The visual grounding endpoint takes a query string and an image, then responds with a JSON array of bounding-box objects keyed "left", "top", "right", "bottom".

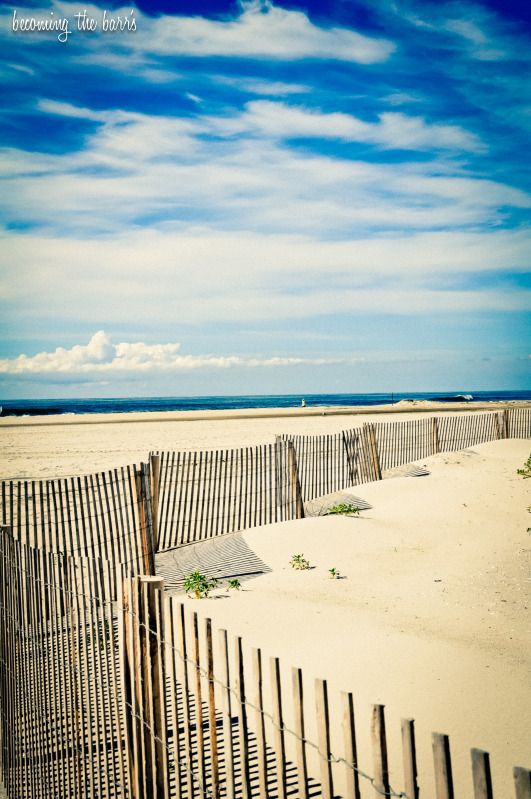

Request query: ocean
[{"left": 0, "top": 391, "right": 529, "bottom": 417}]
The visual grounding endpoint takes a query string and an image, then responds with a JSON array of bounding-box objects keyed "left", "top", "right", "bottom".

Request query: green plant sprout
[
  {"left": 290, "top": 554, "right": 310, "bottom": 570},
  {"left": 227, "top": 578, "right": 242, "bottom": 591},
  {"left": 183, "top": 571, "right": 219, "bottom": 599},
  {"left": 328, "top": 567, "right": 340, "bottom": 579},
  {"left": 327, "top": 503, "right": 360, "bottom": 516},
  {"left": 516, "top": 455, "right": 531, "bottom": 478}
]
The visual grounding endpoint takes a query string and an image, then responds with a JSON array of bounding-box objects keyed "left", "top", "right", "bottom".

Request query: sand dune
[{"left": 173, "top": 439, "right": 531, "bottom": 798}]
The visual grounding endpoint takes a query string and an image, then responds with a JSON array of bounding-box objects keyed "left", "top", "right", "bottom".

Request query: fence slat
[
  {"left": 371, "top": 704, "right": 390, "bottom": 799},
  {"left": 218, "top": 629, "right": 235, "bottom": 799},
  {"left": 433, "top": 732, "right": 454, "bottom": 799},
  {"left": 315, "top": 678, "right": 334, "bottom": 799},
  {"left": 252, "top": 648, "right": 268, "bottom": 798},
  {"left": 401, "top": 719, "right": 419, "bottom": 799},
  {"left": 342, "top": 691, "right": 361, "bottom": 799},
  {"left": 292, "top": 667, "right": 309, "bottom": 799},
  {"left": 471, "top": 749, "right": 493, "bottom": 799}
]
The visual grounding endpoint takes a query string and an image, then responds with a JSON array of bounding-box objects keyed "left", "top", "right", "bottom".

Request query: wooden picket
[{"left": 152, "top": 441, "right": 297, "bottom": 551}]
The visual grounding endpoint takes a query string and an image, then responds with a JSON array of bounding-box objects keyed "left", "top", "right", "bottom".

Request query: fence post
[
  {"left": 135, "top": 464, "right": 155, "bottom": 576},
  {"left": 287, "top": 440, "right": 305, "bottom": 519},
  {"left": 342, "top": 431, "right": 357, "bottom": 485},
  {"left": 365, "top": 425, "right": 382, "bottom": 481},
  {"left": 122, "top": 576, "right": 168, "bottom": 799},
  {"left": 432, "top": 418, "right": 440, "bottom": 454},
  {"left": 275, "top": 436, "right": 285, "bottom": 513},
  {"left": 503, "top": 409, "right": 510, "bottom": 439},
  {"left": 149, "top": 454, "right": 161, "bottom": 552}
]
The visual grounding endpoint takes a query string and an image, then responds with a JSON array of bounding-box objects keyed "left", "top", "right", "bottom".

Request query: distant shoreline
[{"left": 1, "top": 398, "right": 530, "bottom": 428}]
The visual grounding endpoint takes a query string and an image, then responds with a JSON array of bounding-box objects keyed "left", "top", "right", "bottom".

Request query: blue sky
[{"left": 0, "top": 0, "right": 529, "bottom": 397}]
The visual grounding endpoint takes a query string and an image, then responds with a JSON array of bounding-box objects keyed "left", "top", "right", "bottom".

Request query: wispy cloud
[
  {"left": 120, "top": 0, "right": 395, "bottom": 63},
  {"left": 0, "top": 332, "right": 344, "bottom": 376},
  {"left": 215, "top": 100, "right": 485, "bottom": 151}
]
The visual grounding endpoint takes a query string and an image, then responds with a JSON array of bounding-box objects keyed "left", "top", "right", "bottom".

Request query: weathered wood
[
  {"left": 134, "top": 466, "right": 155, "bottom": 576},
  {"left": 342, "top": 691, "right": 361, "bottom": 799},
  {"left": 122, "top": 577, "right": 141, "bottom": 798},
  {"left": 235, "top": 637, "right": 251, "bottom": 799},
  {"left": 271, "top": 657, "right": 287, "bottom": 799},
  {"left": 252, "top": 648, "right": 268, "bottom": 798},
  {"left": 401, "top": 719, "right": 419, "bottom": 799},
  {"left": 287, "top": 440, "right": 305, "bottom": 519},
  {"left": 218, "top": 629, "right": 235, "bottom": 799},
  {"left": 514, "top": 767, "right": 531, "bottom": 799},
  {"left": 432, "top": 417, "right": 440, "bottom": 454},
  {"left": 371, "top": 704, "right": 390, "bottom": 798},
  {"left": 175, "top": 601, "right": 194, "bottom": 799},
  {"left": 315, "top": 678, "right": 334, "bottom": 799},
  {"left": 471, "top": 749, "right": 493, "bottom": 799},
  {"left": 292, "top": 667, "right": 309, "bottom": 799},
  {"left": 367, "top": 424, "right": 382, "bottom": 480},
  {"left": 205, "top": 617, "right": 220, "bottom": 799},
  {"left": 163, "top": 595, "right": 181, "bottom": 798},
  {"left": 191, "top": 611, "right": 207, "bottom": 799},
  {"left": 145, "top": 578, "right": 170, "bottom": 799},
  {"left": 149, "top": 454, "right": 161, "bottom": 552},
  {"left": 503, "top": 409, "right": 510, "bottom": 438},
  {"left": 433, "top": 732, "right": 454, "bottom": 799}
]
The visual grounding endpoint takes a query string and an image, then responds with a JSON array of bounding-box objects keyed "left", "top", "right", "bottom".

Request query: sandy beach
[
  {"left": 1, "top": 400, "right": 528, "bottom": 479},
  {"left": 0, "top": 404, "right": 529, "bottom": 797},
  {"left": 172, "top": 437, "right": 531, "bottom": 798}
]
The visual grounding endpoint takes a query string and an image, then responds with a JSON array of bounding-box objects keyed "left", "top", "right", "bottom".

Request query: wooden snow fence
[
  {"left": 1, "top": 526, "right": 530, "bottom": 799},
  {"left": 282, "top": 408, "right": 531, "bottom": 503},
  {"left": 0, "top": 526, "right": 127, "bottom": 799},
  {"left": 1, "top": 409, "right": 529, "bottom": 572},
  {"left": 151, "top": 440, "right": 303, "bottom": 551},
  {"left": 0, "top": 463, "right": 155, "bottom": 577}
]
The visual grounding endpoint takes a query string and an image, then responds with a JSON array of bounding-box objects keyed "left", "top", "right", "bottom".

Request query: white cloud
[
  {"left": 3, "top": 100, "right": 524, "bottom": 243},
  {"left": 211, "top": 101, "right": 484, "bottom": 151},
  {"left": 9, "top": 0, "right": 393, "bottom": 67},
  {"left": 214, "top": 76, "right": 311, "bottom": 96},
  {"left": 1, "top": 228, "right": 529, "bottom": 331},
  {"left": 126, "top": 0, "right": 395, "bottom": 63},
  {"left": 0, "top": 332, "right": 343, "bottom": 375}
]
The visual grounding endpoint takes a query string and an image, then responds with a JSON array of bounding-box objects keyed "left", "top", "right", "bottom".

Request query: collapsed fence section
[{"left": 2, "top": 526, "right": 530, "bottom": 799}]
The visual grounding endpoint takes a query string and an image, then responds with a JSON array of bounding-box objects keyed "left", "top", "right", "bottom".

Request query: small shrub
[
  {"left": 183, "top": 571, "right": 219, "bottom": 599},
  {"left": 327, "top": 503, "right": 360, "bottom": 516},
  {"left": 290, "top": 554, "right": 310, "bottom": 570},
  {"left": 227, "top": 578, "right": 242, "bottom": 591},
  {"left": 516, "top": 455, "right": 531, "bottom": 479},
  {"left": 328, "top": 567, "right": 340, "bottom": 579}
]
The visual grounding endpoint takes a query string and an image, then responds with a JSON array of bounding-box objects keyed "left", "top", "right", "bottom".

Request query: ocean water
[{"left": 0, "top": 391, "right": 529, "bottom": 417}]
